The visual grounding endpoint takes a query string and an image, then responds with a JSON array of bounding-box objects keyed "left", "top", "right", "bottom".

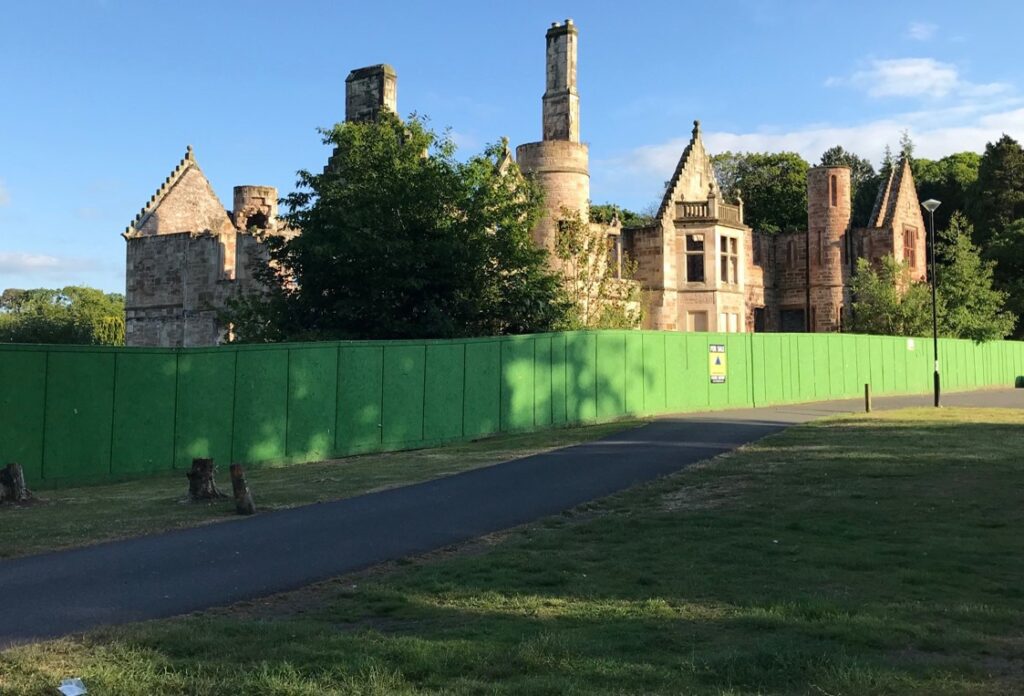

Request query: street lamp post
[{"left": 922, "top": 199, "right": 941, "bottom": 407}]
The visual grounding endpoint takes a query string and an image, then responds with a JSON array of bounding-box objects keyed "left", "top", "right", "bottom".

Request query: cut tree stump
[
  {"left": 0, "top": 463, "right": 32, "bottom": 503},
  {"left": 186, "top": 458, "right": 227, "bottom": 501},
  {"left": 230, "top": 463, "right": 256, "bottom": 515}
]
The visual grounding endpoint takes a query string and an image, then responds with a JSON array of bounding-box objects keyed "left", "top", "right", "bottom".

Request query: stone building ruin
[{"left": 122, "top": 20, "right": 926, "bottom": 346}]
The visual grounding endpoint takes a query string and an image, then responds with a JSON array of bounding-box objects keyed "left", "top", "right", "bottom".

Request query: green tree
[
  {"left": 819, "top": 146, "right": 877, "bottom": 227},
  {"left": 0, "top": 286, "right": 125, "bottom": 345},
  {"left": 967, "top": 134, "right": 1024, "bottom": 246},
  {"left": 555, "top": 208, "right": 642, "bottom": 329},
  {"left": 228, "top": 113, "right": 571, "bottom": 341},
  {"left": 914, "top": 152, "right": 981, "bottom": 232},
  {"left": 712, "top": 151, "right": 809, "bottom": 234},
  {"left": 849, "top": 256, "right": 935, "bottom": 337},
  {"left": 935, "top": 212, "right": 1015, "bottom": 341},
  {"left": 986, "top": 218, "right": 1024, "bottom": 339}
]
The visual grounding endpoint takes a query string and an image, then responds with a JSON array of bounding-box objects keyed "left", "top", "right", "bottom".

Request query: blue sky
[{"left": 2, "top": 0, "right": 1022, "bottom": 293}]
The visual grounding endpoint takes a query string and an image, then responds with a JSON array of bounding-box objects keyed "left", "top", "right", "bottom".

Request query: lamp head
[{"left": 921, "top": 199, "right": 941, "bottom": 213}]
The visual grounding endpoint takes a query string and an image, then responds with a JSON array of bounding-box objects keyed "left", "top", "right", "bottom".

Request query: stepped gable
[
  {"left": 654, "top": 120, "right": 721, "bottom": 222},
  {"left": 123, "top": 146, "right": 234, "bottom": 239}
]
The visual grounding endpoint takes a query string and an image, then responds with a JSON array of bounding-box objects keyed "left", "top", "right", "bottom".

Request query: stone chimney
[
  {"left": 345, "top": 64, "right": 397, "bottom": 122},
  {"left": 543, "top": 19, "right": 579, "bottom": 142}
]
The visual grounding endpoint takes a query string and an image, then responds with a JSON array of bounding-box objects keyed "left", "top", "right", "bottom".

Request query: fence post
[{"left": 864, "top": 383, "right": 872, "bottom": 413}]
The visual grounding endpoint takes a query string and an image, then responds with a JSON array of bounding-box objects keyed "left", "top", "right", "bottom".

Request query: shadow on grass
[{"left": 3, "top": 412, "right": 1023, "bottom": 695}]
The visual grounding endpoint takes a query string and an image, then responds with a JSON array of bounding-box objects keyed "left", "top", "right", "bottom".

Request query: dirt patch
[{"left": 660, "top": 474, "right": 755, "bottom": 512}]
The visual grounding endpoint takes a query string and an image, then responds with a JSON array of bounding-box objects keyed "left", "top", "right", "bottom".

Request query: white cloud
[
  {"left": 0, "top": 252, "right": 101, "bottom": 277},
  {"left": 0, "top": 179, "right": 10, "bottom": 207},
  {"left": 827, "top": 58, "right": 1009, "bottom": 100},
  {"left": 907, "top": 21, "right": 937, "bottom": 41}
]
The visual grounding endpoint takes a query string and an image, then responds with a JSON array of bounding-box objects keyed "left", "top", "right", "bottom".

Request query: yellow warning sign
[{"left": 709, "top": 343, "right": 727, "bottom": 384}]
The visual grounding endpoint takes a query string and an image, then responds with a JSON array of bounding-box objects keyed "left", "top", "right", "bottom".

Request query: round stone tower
[
  {"left": 232, "top": 185, "right": 278, "bottom": 231},
  {"left": 516, "top": 19, "right": 590, "bottom": 256},
  {"left": 806, "top": 166, "right": 852, "bottom": 331}
]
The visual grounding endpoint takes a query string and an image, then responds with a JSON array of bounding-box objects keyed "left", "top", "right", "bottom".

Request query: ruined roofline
[
  {"left": 546, "top": 18, "right": 577, "bottom": 37},
  {"left": 346, "top": 64, "right": 397, "bottom": 81},
  {"left": 123, "top": 145, "right": 196, "bottom": 239},
  {"left": 868, "top": 154, "right": 910, "bottom": 229}
]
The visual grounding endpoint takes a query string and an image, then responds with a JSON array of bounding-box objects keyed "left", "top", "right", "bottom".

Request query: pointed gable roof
[
  {"left": 868, "top": 155, "right": 918, "bottom": 229},
  {"left": 655, "top": 120, "right": 721, "bottom": 223},
  {"left": 123, "top": 146, "right": 234, "bottom": 239}
]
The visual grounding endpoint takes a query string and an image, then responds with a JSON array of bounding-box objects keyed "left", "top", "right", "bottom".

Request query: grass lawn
[
  {"left": 3, "top": 407, "right": 1023, "bottom": 695},
  {"left": 0, "top": 420, "right": 639, "bottom": 559}
]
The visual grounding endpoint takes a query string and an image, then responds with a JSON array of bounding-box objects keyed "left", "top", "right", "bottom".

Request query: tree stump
[
  {"left": 186, "top": 458, "right": 227, "bottom": 501},
  {"left": 230, "top": 463, "right": 256, "bottom": 515},
  {"left": 0, "top": 463, "right": 32, "bottom": 503}
]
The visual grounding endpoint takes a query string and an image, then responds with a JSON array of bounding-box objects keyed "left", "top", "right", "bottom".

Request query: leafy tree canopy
[
  {"left": 914, "top": 152, "right": 981, "bottom": 232},
  {"left": 849, "top": 256, "right": 935, "bottom": 337},
  {"left": 228, "top": 112, "right": 572, "bottom": 341},
  {"left": 713, "top": 151, "right": 809, "bottom": 234},
  {"left": 936, "top": 212, "right": 1015, "bottom": 341},
  {"left": 986, "top": 218, "right": 1024, "bottom": 339},
  {"left": 0, "top": 286, "right": 125, "bottom": 345},
  {"left": 968, "top": 134, "right": 1024, "bottom": 246}
]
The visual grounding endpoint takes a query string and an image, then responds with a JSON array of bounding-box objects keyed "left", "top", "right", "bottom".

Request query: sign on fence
[{"left": 709, "top": 343, "right": 727, "bottom": 384}]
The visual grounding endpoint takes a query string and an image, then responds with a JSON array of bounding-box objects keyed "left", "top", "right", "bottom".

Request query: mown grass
[
  {"left": 0, "top": 420, "right": 639, "bottom": 559},
  {"left": 2, "top": 407, "right": 1023, "bottom": 695}
]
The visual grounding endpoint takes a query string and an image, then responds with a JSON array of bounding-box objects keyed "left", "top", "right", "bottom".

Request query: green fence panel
[
  {"left": 232, "top": 349, "right": 289, "bottom": 463},
  {"left": 725, "top": 333, "right": 751, "bottom": 407},
  {"left": 501, "top": 337, "right": 535, "bottom": 432},
  {"left": 566, "top": 333, "right": 597, "bottom": 422},
  {"left": 670, "top": 333, "right": 694, "bottom": 411},
  {"left": 424, "top": 342, "right": 465, "bottom": 442},
  {"left": 111, "top": 352, "right": 177, "bottom": 475},
  {"left": 854, "top": 335, "right": 870, "bottom": 393},
  {"left": 286, "top": 345, "right": 338, "bottom": 461},
  {"left": 792, "top": 335, "right": 813, "bottom": 402},
  {"left": 336, "top": 345, "right": 383, "bottom": 454},
  {"left": 624, "top": 332, "right": 645, "bottom": 414},
  {"left": 596, "top": 332, "right": 626, "bottom": 419},
  {"left": 533, "top": 336, "right": 553, "bottom": 428},
  {"left": 550, "top": 334, "right": 568, "bottom": 425},
  {"left": 641, "top": 333, "right": 667, "bottom": 413},
  {"left": 464, "top": 341, "right": 501, "bottom": 438},
  {"left": 811, "top": 335, "right": 830, "bottom": 400},
  {"left": 382, "top": 344, "right": 426, "bottom": 446},
  {"left": 781, "top": 334, "right": 796, "bottom": 403},
  {"left": 828, "top": 335, "right": 846, "bottom": 397},
  {"left": 749, "top": 335, "right": 766, "bottom": 406},
  {"left": 43, "top": 351, "right": 115, "bottom": 481},
  {"left": 0, "top": 350, "right": 46, "bottom": 484},
  {"left": 174, "top": 351, "right": 236, "bottom": 470}
]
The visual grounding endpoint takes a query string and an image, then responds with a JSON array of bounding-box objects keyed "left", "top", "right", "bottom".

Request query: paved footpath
[{"left": 1, "top": 389, "right": 1020, "bottom": 647}]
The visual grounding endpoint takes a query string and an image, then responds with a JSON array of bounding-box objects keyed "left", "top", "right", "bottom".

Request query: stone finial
[
  {"left": 708, "top": 182, "right": 716, "bottom": 198},
  {"left": 692, "top": 120, "right": 701, "bottom": 138},
  {"left": 185, "top": 145, "right": 194, "bottom": 161}
]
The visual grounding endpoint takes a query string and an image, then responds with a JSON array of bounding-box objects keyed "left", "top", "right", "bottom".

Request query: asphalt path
[{"left": 1, "top": 388, "right": 1020, "bottom": 647}]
